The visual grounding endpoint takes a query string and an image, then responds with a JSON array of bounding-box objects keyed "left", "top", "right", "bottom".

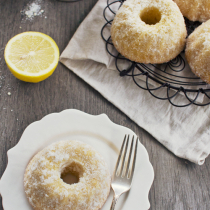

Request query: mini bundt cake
[
  {"left": 185, "top": 20, "right": 210, "bottom": 84},
  {"left": 174, "top": 0, "right": 210, "bottom": 22},
  {"left": 24, "top": 140, "right": 111, "bottom": 210},
  {"left": 111, "top": 0, "right": 187, "bottom": 64}
]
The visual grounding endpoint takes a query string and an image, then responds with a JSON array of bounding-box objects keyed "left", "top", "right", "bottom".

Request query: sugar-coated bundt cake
[
  {"left": 111, "top": 0, "right": 187, "bottom": 64},
  {"left": 24, "top": 140, "right": 111, "bottom": 210},
  {"left": 185, "top": 20, "right": 210, "bottom": 84},
  {"left": 174, "top": 0, "right": 210, "bottom": 22}
]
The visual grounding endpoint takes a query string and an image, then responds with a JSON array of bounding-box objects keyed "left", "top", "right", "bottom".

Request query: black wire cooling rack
[{"left": 101, "top": 0, "right": 210, "bottom": 107}]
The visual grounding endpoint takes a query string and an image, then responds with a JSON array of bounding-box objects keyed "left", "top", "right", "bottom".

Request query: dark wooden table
[{"left": 0, "top": 0, "right": 210, "bottom": 209}]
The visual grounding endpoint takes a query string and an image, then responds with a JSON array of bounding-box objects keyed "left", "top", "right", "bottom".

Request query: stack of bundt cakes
[{"left": 110, "top": 0, "right": 210, "bottom": 84}]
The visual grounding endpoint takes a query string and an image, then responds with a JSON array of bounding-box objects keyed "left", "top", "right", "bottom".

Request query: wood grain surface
[{"left": 0, "top": 0, "right": 210, "bottom": 210}]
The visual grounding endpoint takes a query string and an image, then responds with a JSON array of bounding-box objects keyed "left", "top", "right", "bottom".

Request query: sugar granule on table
[{"left": 22, "top": 0, "right": 44, "bottom": 21}]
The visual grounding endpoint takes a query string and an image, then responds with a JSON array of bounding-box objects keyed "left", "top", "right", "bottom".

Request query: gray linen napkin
[{"left": 60, "top": 0, "right": 210, "bottom": 165}]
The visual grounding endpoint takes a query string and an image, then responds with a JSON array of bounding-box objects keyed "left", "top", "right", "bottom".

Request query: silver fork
[{"left": 110, "top": 134, "right": 138, "bottom": 210}]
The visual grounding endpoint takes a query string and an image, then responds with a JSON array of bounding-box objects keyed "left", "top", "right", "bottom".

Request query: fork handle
[{"left": 110, "top": 194, "right": 121, "bottom": 210}]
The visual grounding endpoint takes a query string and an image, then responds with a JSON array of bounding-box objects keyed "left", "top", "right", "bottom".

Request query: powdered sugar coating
[
  {"left": 24, "top": 140, "right": 111, "bottom": 210},
  {"left": 185, "top": 20, "right": 210, "bottom": 84},
  {"left": 111, "top": 0, "right": 187, "bottom": 64},
  {"left": 174, "top": 0, "right": 210, "bottom": 22}
]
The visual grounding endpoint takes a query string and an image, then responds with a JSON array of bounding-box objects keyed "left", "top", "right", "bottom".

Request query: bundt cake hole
[
  {"left": 61, "top": 162, "right": 83, "bottom": 185},
  {"left": 140, "top": 7, "right": 161, "bottom": 25}
]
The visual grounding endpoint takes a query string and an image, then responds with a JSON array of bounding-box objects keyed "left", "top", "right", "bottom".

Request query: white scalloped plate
[{"left": 0, "top": 109, "right": 154, "bottom": 210}]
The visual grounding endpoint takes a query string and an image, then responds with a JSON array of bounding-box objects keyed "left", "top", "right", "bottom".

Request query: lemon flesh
[{"left": 4, "top": 32, "right": 60, "bottom": 83}]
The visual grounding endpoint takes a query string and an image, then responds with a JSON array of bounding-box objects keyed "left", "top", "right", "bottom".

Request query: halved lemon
[{"left": 4, "top": 32, "right": 60, "bottom": 83}]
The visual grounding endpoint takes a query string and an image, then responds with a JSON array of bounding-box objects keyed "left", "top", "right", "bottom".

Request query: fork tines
[{"left": 115, "top": 134, "right": 138, "bottom": 179}]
